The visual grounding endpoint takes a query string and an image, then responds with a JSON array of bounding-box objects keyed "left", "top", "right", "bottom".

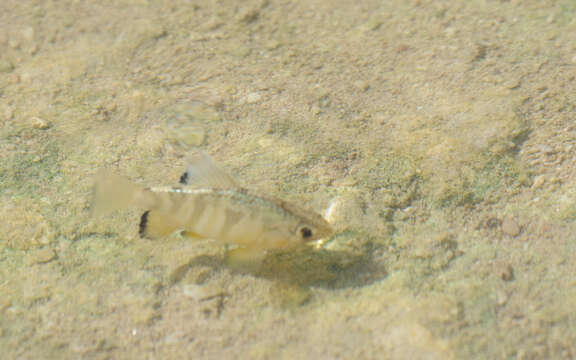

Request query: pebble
[
  {"left": 132, "top": 308, "right": 161, "bottom": 326},
  {"left": 257, "top": 137, "right": 275, "bottom": 148},
  {"left": 29, "top": 248, "right": 58, "bottom": 264},
  {"left": 164, "top": 331, "right": 189, "bottom": 345},
  {"left": 496, "top": 290, "right": 508, "bottom": 305},
  {"left": 498, "top": 263, "right": 515, "bottom": 282},
  {"left": 264, "top": 40, "right": 281, "bottom": 50},
  {"left": 353, "top": 80, "right": 370, "bottom": 91},
  {"left": 360, "top": 16, "right": 383, "bottom": 32},
  {"left": 245, "top": 92, "right": 262, "bottom": 104},
  {"left": 538, "top": 144, "right": 555, "bottom": 154},
  {"left": 532, "top": 176, "right": 545, "bottom": 189},
  {"left": 484, "top": 217, "right": 502, "bottom": 229},
  {"left": 182, "top": 284, "right": 224, "bottom": 301},
  {"left": 237, "top": 8, "right": 260, "bottom": 24},
  {"left": 31, "top": 116, "right": 51, "bottom": 129},
  {"left": 501, "top": 217, "right": 521, "bottom": 237},
  {"left": 322, "top": 192, "right": 365, "bottom": 231}
]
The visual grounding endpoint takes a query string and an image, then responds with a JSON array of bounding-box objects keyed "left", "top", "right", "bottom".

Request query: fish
[{"left": 92, "top": 152, "right": 333, "bottom": 270}]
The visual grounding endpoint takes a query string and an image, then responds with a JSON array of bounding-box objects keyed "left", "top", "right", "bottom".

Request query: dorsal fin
[{"left": 179, "top": 151, "right": 238, "bottom": 189}]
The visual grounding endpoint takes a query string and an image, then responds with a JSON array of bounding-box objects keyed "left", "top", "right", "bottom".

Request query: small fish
[{"left": 92, "top": 152, "right": 333, "bottom": 269}]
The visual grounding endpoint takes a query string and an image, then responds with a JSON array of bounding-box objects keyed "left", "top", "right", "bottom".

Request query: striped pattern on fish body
[
  {"left": 93, "top": 152, "right": 333, "bottom": 251},
  {"left": 139, "top": 186, "right": 330, "bottom": 250}
]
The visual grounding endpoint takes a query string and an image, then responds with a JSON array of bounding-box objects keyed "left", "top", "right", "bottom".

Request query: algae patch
[
  {"left": 0, "top": 140, "right": 61, "bottom": 198},
  {"left": 433, "top": 154, "right": 530, "bottom": 208},
  {"left": 357, "top": 150, "right": 421, "bottom": 209}
]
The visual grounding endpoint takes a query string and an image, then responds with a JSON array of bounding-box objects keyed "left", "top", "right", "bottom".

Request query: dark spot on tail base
[
  {"left": 179, "top": 172, "right": 189, "bottom": 185},
  {"left": 139, "top": 211, "right": 150, "bottom": 238}
]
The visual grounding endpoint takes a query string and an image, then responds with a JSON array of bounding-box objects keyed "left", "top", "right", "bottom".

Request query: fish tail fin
[
  {"left": 91, "top": 171, "right": 144, "bottom": 217},
  {"left": 139, "top": 210, "right": 182, "bottom": 239}
]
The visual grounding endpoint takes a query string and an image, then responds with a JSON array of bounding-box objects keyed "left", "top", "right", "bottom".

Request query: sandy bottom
[{"left": 1, "top": 0, "right": 576, "bottom": 359}]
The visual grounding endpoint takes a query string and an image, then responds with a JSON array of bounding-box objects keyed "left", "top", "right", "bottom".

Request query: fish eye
[{"left": 299, "top": 226, "right": 313, "bottom": 240}]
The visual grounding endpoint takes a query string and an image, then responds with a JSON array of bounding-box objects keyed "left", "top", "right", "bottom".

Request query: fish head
[{"left": 271, "top": 198, "right": 334, "bottom": 246}]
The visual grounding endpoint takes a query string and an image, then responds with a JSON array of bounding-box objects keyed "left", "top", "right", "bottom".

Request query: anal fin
[
  {"left": 181, "top": 230, "right": 205, "bottom": 240},
  {"left": 139, "top": 211, "right": 181, "bottom": 239}
]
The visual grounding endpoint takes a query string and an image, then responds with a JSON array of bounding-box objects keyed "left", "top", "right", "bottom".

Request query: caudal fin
[{"left": 91, "top": 171, "right": 144, "bottom": 217}]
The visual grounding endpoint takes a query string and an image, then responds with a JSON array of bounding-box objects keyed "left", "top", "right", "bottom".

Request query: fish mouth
[{"left": 314, "top": 225, "right": 334, "bottom": 243}]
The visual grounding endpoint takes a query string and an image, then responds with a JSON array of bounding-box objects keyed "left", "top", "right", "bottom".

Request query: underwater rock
[
  {"left": 30, "top": 116, "right": 50, "bottom": 130},
  {"left": 28, "top": 248, "right": 58, "bottom": 265},
  {"left": 501, "top": 217, "right": 521, "bottom": 237},
  {"left": 182, "top": 284, "right": 224, "bottom": 301},
  {"left": 497, "top": 263, "right": 515, "bottom": 282}
]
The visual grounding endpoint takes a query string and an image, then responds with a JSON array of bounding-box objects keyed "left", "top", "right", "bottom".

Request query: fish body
[{"left": 92, "top": 152, "right": 333, "bottom": 253}]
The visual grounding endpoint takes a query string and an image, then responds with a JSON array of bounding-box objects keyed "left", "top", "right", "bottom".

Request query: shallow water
[{"left": 1, "top": 0, "right": 576, "bottom": 359}]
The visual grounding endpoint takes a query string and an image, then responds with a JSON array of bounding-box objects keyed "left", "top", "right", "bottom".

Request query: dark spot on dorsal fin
[
  {"left": 179, "top": 172, "right": 188, "bottom": 185},
  {"left": 139, "top": 211, "right": 150, "bottom": 238}
]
